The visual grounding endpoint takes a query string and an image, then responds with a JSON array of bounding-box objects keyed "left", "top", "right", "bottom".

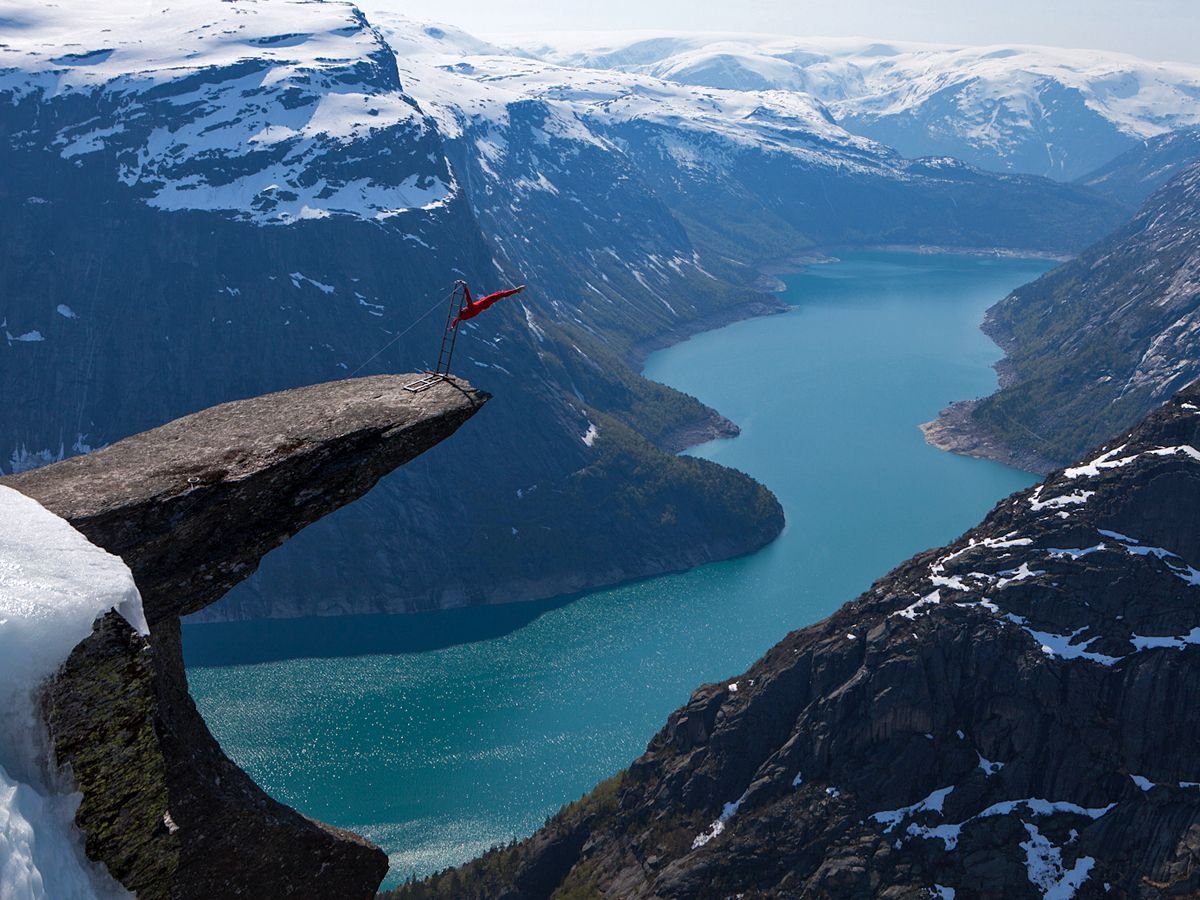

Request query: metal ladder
[{"left": 405, "top": 282, "right": 466, "bottom": 392}]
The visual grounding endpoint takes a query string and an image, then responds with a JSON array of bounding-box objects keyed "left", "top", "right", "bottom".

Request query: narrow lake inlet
[{"left": 184, "top": 251, "right": 1049, "bottom": 885}]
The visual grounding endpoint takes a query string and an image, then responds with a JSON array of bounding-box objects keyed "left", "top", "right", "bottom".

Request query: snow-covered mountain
[
  {"left": 373, "top": 15, "right": 1124, "bottom": 277},
  {"left": 0, "top": 0, "right": 458, "bottom": 224},
  {"left": 513, "top": 33, "right": 1200, "bottom": 181}
]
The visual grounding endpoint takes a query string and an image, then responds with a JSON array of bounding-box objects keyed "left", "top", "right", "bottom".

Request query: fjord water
[{"left": 184, "top": 251, "right": 1047, "bottom": 884}]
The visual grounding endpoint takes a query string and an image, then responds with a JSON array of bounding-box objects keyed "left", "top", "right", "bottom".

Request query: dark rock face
[
  {"left": 926, "top": 159, "right": 1200, "bottom": 473},
  {"left": 397, "top": 382, "right": 1200, "bottom": 898},
  {"left": 6, "top": 375, "right": 487, "bottom": 899}
]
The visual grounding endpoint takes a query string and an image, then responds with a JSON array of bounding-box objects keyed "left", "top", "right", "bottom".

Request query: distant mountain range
[
  {"left": 0, "top": 2, "right": 1173, "bottom": 620},
  {"left": 514, "top": 33, "right": 1200, "bottom": 181}
]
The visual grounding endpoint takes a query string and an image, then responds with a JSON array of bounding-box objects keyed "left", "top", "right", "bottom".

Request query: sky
[{"left": 365, "top": 0, "right": 1199, "bottom": 64}]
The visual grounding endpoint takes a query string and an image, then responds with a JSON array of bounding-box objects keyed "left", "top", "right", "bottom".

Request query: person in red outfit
[{"left": 453, "top": 282, "right": 526, "bottom": 326}]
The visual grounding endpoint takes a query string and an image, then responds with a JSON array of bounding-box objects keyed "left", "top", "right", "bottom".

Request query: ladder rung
[{"left": 404, "top": 373, "right": 445, "bottom": 393}]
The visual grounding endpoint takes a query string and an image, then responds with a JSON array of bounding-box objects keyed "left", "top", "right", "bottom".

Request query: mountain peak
[{"left": 0, "top": 0, "right": 454, "bottom": 223}]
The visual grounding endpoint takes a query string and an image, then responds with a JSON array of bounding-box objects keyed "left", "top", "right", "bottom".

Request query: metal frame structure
[{"left": 404, "top": 281, "right": 467, "bottom": 392}]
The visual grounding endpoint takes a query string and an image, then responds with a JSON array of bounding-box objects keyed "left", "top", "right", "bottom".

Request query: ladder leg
[{"left": 435, "top": 283, "right": 466, "bottom": 376}]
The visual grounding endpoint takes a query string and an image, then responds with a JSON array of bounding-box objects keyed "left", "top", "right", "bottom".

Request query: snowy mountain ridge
[
  {"left": 505, "top": 31, "right": 1200, "bottom": 180},
  {"left": 0, "top": 2, "right": 912, "bottom": 230},
  {"left": 7, "top": 0, "right": 1194, "bottom": 231},
  {"left": 373, "top": 15, "right": 885, "bottom": 170},
  {"left": 0, "top": 0, "right": 454, "bottom": 223}
]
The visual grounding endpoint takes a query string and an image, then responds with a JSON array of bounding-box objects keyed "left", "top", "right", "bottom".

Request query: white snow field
[
  {"left": 0, "top": 486, "right": 145, "bottom": 900},
  {"left": 0, "top": 0, "right": 453, "bottom": 223},
  {"left": 7, "top": 0, "right": 1200, "bottom": 223},
  {"left": 500, "top": 31, "right": 1200, "bottom": 178},
  {"left": 508, "top": 32, "right": 1200, "bottom": 138}
]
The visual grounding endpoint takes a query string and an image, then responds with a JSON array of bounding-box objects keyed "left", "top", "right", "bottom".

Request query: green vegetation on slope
[{"left": 958, "top": 161, "right": 1200, "bottom": 470}]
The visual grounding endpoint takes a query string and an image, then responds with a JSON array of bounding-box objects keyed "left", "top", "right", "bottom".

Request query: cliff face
[
  {"left": 397, "top": 381, "right": 1200, "bottom": 899},
  {"left": 2, "top": 375, "right": 487, "bottom": 899},
  {"left": 925, "top": 159, "right": 1200, "bottom": 474},
  {"left": 1078, "top": 128, "right": 1200, "bottom": 210}
]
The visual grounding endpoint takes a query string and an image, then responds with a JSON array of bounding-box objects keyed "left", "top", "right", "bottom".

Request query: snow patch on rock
[{"left": 0, "top": 485, "right": 146, "bottom": 899}]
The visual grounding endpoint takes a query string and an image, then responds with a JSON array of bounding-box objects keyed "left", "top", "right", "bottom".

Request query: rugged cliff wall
[
  {"left": 394, "top": 382, "right": 1200, "bottom": 898},
  {"left": 3, "top": 375, "right": 487, "bottom": 899}
]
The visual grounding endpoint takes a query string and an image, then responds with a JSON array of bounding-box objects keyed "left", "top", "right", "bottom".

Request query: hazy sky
[{"left": 371, "top": 0, "right": 1198, "bottom": 64}]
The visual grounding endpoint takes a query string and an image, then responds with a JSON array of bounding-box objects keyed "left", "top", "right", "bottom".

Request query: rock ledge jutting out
[{"left": 3, "top": 374, "right": 487, "bottom": 900}]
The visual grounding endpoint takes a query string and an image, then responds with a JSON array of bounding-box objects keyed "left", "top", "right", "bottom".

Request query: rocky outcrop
[
  {"left": 3, "top": 374, "right": 487, "bottom": 899},
  {"left": 395, "top": 381, "right": 1200, "bottom": 898},
  {"left": 926, "top": 159, "right": 1200, "bottom": 474}
]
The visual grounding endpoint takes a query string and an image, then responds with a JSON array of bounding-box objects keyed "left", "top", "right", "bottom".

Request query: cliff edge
[{"left": 2, "top": 374, "right": 487, "bottom": 899}]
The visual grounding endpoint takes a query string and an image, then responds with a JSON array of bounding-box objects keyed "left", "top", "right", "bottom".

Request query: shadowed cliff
[{"left": 3, "top": 374, "right": 487, "bottom": 899}]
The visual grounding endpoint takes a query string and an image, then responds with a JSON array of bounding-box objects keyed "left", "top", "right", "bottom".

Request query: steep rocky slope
[
  {"left": 1078, "top": 128, "right": 1200, "bottom": 209},
  {"left": 926, "top": 159, "right": 1200, "bottom": 473},
  {"left": 3, "top": 374, "right": 485, "bottom": 898},
  {"left": 393, "top": 382, "right": 1200, "bottom": 898}
]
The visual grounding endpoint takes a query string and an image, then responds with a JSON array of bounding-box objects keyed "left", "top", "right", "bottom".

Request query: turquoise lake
[{"left": 183, "top": 251, "right": 1049, "bottom": 885}]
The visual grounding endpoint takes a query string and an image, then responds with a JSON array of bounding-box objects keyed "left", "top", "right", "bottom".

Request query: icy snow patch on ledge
[
  {"left": 691, "top": 792, "right": 746, "bottom": 850},
  {"left": 1021, "top": 626, "right": 1122, "bottom": 666},
  {"left": 896, "top": 590, "right": 941, "bottom": 620},
  {"left": 1063, "top": 445, "right": 1134, "bottom": 479},
  {"left": 1021, "top": 823, "right": 1095, "bottom": 899},
  {"left": 872, "top": 786, "right": 955, "bottom": 832},
  {"left": 1029, "top": 489, "right": 1094, "bottom": 511},
  {"left": 0, "top": 485, "right": 146, "bottom": 900},
  {"left": 1064, "top": 444, "right": 1200, "bottom": 480}
]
